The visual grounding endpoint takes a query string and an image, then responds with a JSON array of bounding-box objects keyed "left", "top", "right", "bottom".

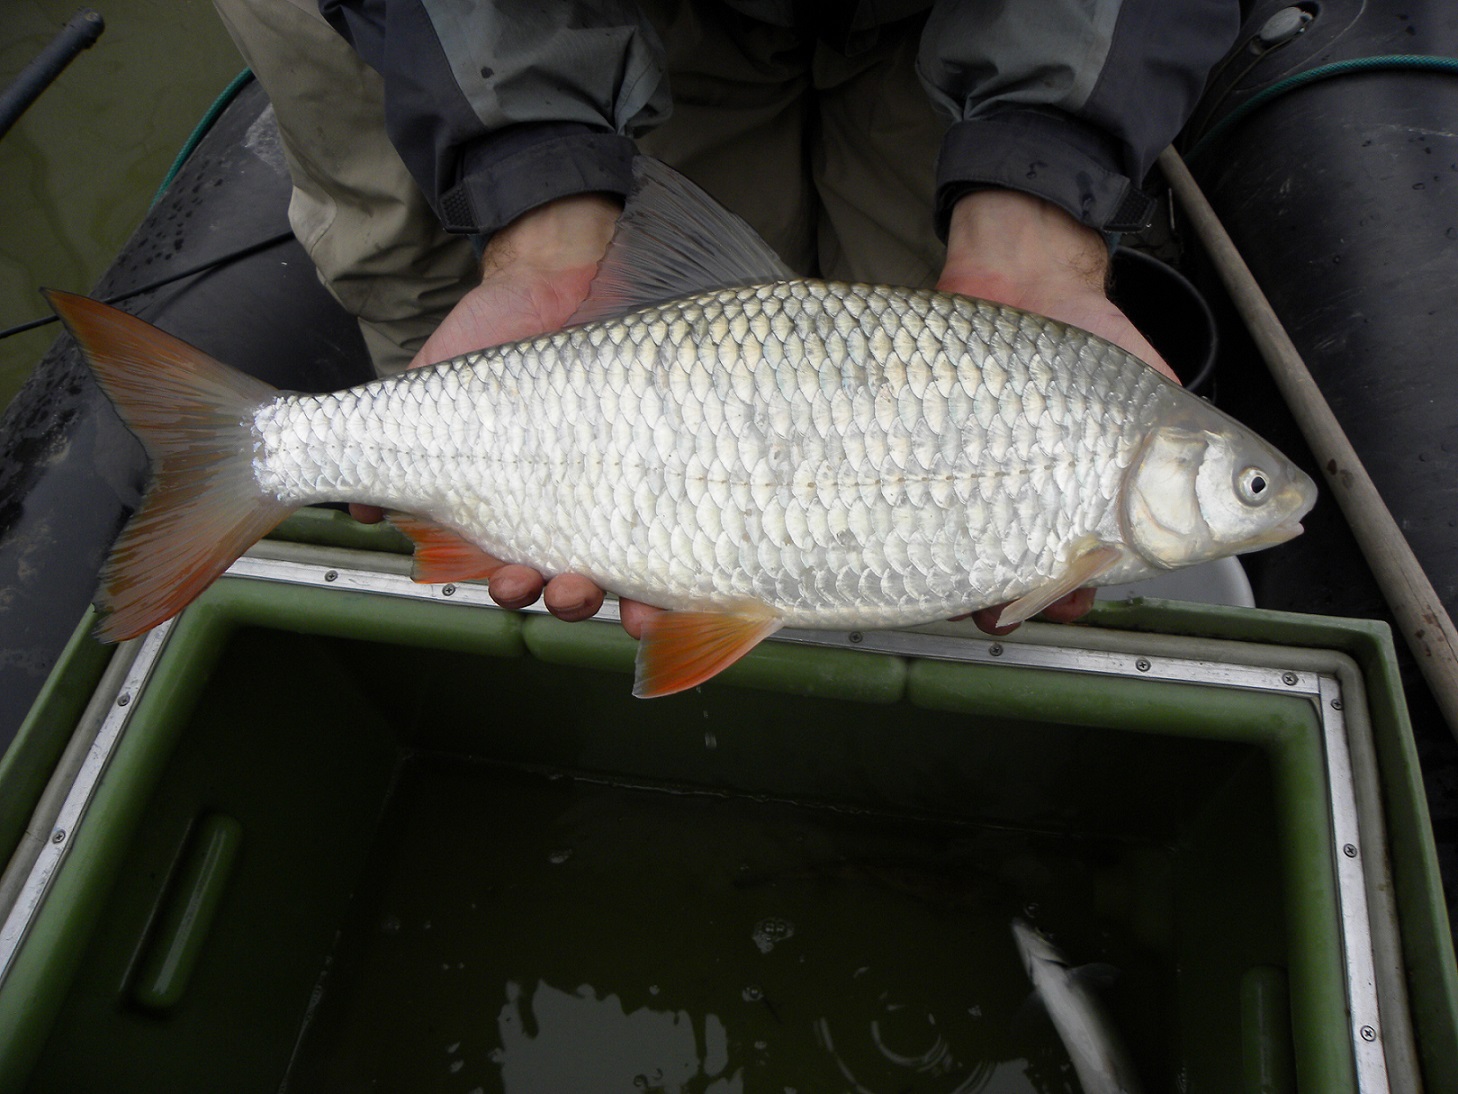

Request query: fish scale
[{"left": 250, "top": 280, "right": 1176, "bottom": 628}]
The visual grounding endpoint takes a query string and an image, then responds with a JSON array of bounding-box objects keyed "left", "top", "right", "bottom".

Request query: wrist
[
  {"left": 481, "top": 193, "right": 622, "bottom": 278},
  {"left": 939, "top": 188, "right": 1109, "bottom": 308}
]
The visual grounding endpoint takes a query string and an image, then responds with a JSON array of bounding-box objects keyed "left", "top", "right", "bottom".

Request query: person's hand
[
  {"left": 936, "top": 188, "right": 1178, "bottom": 635},
  {"left": 351, "top": 193, "right": 658, "bottom": 628}
]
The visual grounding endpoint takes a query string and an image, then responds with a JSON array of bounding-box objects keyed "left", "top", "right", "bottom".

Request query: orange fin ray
[
  {"left": 632, "top": 604, "right": 783, "bottom": 699},
  {"left": 994, "top": 543, "right": 1123, "bottom": 629},
  {"left": 45, "top": 290, "right": 288, "bottom": 641},
  {"left": 387, "top": 512, "right": 503, "bottom": 583}
]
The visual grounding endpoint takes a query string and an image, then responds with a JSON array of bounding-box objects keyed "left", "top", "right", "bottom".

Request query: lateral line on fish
[
  {"left": 338, "top": 447, "right": 1081, "bottom": 489},
  {"left": 370, "top": 447, "right": 1080, "bottom": 490}
]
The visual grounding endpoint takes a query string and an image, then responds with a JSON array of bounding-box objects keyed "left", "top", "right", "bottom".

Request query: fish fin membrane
[
  {"left": 632, "top": 604, "right": 783, "bottom": 698},
  {"left": 995, "top": 543, "right": 1123, "bottom": 628},
  {"left": 566, "top": 156, "right": 794, "bottom": 327},
  {"left": 388, "top": 512, "right": 503, "bottom": 583},
  {"left": 45, "top": 290, "right": 289, "bottom": 642}
]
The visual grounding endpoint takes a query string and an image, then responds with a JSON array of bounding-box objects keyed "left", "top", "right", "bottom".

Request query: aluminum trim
[
  {"left": 227, "top": 554, "right": 1315, "bottom": 698},
  {"left": 0, "top": 621, "right": 176, "bottom": 988},
  {"left": 226, "top": 554, "right": 624, "bottom": 623},
  {"left": 1321, "top": 675, "right": 1390, "bottom": 1088}
]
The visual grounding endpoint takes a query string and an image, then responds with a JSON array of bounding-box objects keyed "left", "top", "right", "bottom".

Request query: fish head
[
  {"left": 1011, "top": 918, "right": 1064, "bottom": 972},
  {"left": 1123, "top": 415, "right": 1317, "bottom": 569}
]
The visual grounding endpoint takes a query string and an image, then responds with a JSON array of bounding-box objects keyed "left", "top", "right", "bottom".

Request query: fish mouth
[
  {"left": 1273, "top": 520, "right": 1304, "bottom": 543},
  {"left": 1244, "top": 520, "right": 1305, "bottom": 550},
  {"left": 1244, "top": 475, "right": 1316, "bottom": 550}
]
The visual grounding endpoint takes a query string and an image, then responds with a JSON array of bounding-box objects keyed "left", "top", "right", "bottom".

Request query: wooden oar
[{"left": 1158, "top": 146, "right": 1458, "bottom": 742}]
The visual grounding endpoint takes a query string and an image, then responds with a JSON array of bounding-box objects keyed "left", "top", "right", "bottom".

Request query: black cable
[{"left": 0, "top": 229, "right": 296, "bottom": 342}]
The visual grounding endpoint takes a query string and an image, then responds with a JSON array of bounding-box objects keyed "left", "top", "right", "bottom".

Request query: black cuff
[
  {"left": 934, "top": 111, "right": 1155, "bottom": 240},
  {"left": 438, "top": 125, "right": 638, "bottom": 235}
]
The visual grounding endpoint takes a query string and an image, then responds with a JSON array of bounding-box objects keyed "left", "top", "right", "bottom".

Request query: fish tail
[{"left": 45, "top": 290, "right": 292, "bottom": 641}]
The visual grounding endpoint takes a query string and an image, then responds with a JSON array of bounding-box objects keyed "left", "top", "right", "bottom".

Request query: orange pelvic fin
[
  {"left": 632, "top": 604, "right": 783, "bottom": 698},
  {"left": 45, "top": 289, "right": 290, "bottom": 641},
  {"left": 387, "top": 512, "right": 503, "bottom": 583}
]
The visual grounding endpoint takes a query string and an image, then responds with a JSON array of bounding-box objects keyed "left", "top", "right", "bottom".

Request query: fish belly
[{"left": 252, "top": 282, "right": 1172, "bottom": 626}]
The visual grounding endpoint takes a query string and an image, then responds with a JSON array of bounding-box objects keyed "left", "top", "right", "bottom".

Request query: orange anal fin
[
  {"left": 387, "top": 512, "right": 504, "bottom": 584},
  {"left": 994, "top": 543, "right": 1124, "bottom": 629},
  {"left": 632, "top": 605, "right": 783, "bottom": 699}
]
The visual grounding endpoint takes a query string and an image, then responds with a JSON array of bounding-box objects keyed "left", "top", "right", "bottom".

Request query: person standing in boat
[{"left": 210, "top": 0, "right": 1240, "bottom": 631}]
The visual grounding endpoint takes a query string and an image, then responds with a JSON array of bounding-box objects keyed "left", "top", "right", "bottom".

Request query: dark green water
[
  {"left": 283, "top": 759, "right": 1171, "bottom": 1093},
  {"left": 0, "top": 0, "right": 243, "bottom": 412}
]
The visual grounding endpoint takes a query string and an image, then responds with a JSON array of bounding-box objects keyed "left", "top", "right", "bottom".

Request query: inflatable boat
[{"left": 2, "top": 1, "right": 1456, "bottom": 1087}]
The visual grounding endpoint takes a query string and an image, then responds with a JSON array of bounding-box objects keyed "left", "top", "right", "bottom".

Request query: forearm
[
  {"left": 919, "top": 0, "right": 1241, "bottom": 235},
  {"left": 406, "top": 192, "right": 621, "bottom": 371},
  {"left": 318, "top": 0, "right": 668, "bottom": 234},
  {"left": 480, "top": 193, "right": 622, "bottom": 279},
  {"left": 940, "top": 189, "right": 1108, "bottom": 306}
]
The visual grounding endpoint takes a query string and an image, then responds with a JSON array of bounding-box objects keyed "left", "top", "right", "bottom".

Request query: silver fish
[
  {"left": 1011, "top": 918, "right": 1143, "bottom": 1094},
  {"left": 50, "top": 158, "right": 1315, "bottom": 696}
]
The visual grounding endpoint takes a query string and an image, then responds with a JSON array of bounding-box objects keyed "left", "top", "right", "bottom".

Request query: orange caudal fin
[
  {"left": 387, "top": 512, "right": 504, "bottom": 583},
  {"left": 632, "top": 605, "right": 783, "bottom": 698},
  {"left": 45, "top": 290, "right": 290, "bottom": 641}
]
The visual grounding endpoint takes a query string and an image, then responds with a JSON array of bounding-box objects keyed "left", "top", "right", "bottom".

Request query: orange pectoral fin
[
  {"left": 632, "top": 605, "right": 783, "bottom": 699},
  {"left": 387, "top": 512, "right": 504, "bottom": 584},
  {"left": 993, "top": 542, "right": 1123, "bottom": 629}
]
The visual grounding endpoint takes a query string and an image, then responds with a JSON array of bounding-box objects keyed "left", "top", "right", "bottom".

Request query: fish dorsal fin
[{"left": 566, "top": 156, "right": 794, "bottom": 327}]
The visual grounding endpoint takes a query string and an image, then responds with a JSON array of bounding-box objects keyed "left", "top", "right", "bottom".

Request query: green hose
[
  {"left": 1185, "top": 55, "right": 1458, "bottom": 164},
  {"left": 151, "top": 68, "right": 254, "bottom": 206}
]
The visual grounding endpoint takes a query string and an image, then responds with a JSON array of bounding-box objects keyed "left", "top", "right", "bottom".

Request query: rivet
[
  {"left": 1282, "top": 672, "right": 1299, "bottom": 686},
  {"left": 324, "top": 570, "right": 339, "bottom": 583},
  {"left": 848, "top": 631, "right": 863, "bottom": 644},
  {"left": 442, "top": 584, "right": 457, "bottom": 597},
  {"left": 988, "top": 643, "right": 1004, "bottom": 658},
  {"left": 1136, "top": 658, "right": 1151, "bottom": 672},
  {"left": 1343, "top": 843, "right": 1358, "bottom": 858},
  {"left": 1360, "top": 1025, "right": 1377, "bottom": 1042},
  {"left": 117, "top": 693, "right": 131, "bottom": 707},
  {"left": 1331, "top": 698, "right": 1344, "bottom": 710},
  {"left": 51, "top": 828, "right": 66, "bottom": 844}
]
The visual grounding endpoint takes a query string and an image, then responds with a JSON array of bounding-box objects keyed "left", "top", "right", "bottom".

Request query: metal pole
[
  {"left": 0, "top": 9, "right": 105, "bottom": 140},
  {"left": 1159, "top": 146, "right": 1458, "bottom": 742}
]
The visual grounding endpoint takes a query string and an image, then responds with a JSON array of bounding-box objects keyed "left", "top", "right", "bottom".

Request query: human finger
[
  {"left": 542, "top": 572, "right": 607, "bottom": 622},
  {"left": 487, "top": 564, "right": 546, "bottom": 610},
  {"left": 617, "top": 598, "right": 661, "bottom": 640}
]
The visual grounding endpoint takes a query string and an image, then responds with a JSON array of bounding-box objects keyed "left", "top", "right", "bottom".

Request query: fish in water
[
  {"left": 1011, "top": 918, "right": 1143, "bottom": 1094},
  {"left": 48, "top": 157, "right": 1315, "bottom": 697}
]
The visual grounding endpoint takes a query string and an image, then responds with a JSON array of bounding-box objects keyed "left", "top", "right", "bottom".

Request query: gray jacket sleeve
[
  {"left": 918, "top": 0, "right": 1240, "bottom": 235},
  {"left": 319, "top": 0, "right": 671, "bottom": 234}
]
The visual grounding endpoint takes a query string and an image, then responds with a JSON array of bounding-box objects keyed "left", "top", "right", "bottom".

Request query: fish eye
[{"left": 1238, "top": 467, "right": 1271, "bottom": 505}]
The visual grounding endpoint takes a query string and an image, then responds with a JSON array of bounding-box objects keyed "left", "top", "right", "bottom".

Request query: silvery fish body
[
  {"left": 1012, "top": 919, "right": 1143, "bottom": 1094},
  {"left": 254, "top": 279, "right": 1198, "bottom": 628},
  {"left": 53, "top": 156, "right": 1314, "bottom": 696}
]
